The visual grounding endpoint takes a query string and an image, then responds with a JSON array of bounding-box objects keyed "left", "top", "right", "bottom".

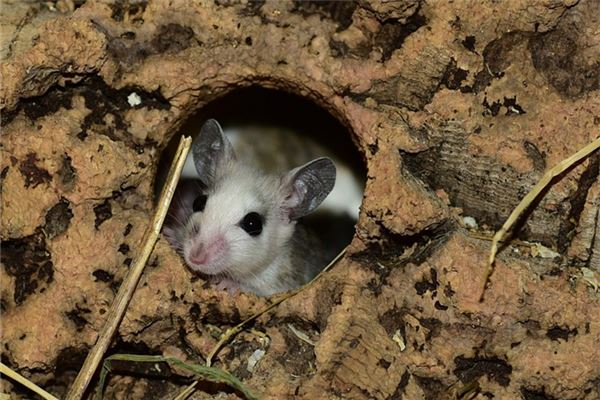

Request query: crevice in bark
[
  {"left": 557, "top": 154, "right": 600, "bottom": 254},
  {"left": 354, "top": 219, "right": 455, "bottom": 293}
]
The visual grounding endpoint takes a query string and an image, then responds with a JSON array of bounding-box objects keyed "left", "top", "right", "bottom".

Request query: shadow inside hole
[{"left": 157, "top": 87, "right": 365, "bottom": 287}]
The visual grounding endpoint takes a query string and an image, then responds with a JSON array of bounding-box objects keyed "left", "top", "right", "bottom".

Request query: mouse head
[{"left": 181, "top": 119, "right": 336, "bottom": 280}]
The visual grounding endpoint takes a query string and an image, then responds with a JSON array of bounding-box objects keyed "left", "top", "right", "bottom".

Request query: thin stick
[
  {"left": 0, "top": 362, "right": 59, "bottom": 400},
  {"left": 482, "top": 137, "right": 600, "bottom": 301},
  {"left": 206, "top": 246, "right": 347, "bottom": 367},
  {"left": 66, "top": 136, "right": 192, "bottom": 399},
  {"left": 172, "top": 381, "right": 198, "bottom": 400}
]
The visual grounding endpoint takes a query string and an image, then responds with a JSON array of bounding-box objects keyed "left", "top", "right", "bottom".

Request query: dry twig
[
  {"left": 0, "top": 362, "right": 59, "bottom": 400},
  {"left": 66, "top": 136, "right": 192, "bottom": 399},
  {"left": 481, "top": 136, "right": 600, "bottom": 301},
  {"left": 171, "top": 381, "right": 198, "bottom": 400}
]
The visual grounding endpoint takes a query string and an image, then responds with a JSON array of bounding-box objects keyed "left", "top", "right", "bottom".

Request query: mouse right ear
[
  {"left": 282, "top": 157, "right": 336, "bottom": 220},
  {"left": 192, "top": 119, "right": 236, "bottom": 186}
]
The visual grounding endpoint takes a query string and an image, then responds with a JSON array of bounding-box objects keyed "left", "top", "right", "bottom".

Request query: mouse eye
[
  {"left": 240, "top": 212, "right": 263, "bottom": 236},
  {"left": 192, "top": 194, "right": 207, "bottom": 213}
]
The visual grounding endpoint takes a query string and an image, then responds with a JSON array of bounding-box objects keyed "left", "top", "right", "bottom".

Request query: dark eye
[
  {"left": 240, "top": 212, "right": 263, "bottom": 236},
  {"left": 192, "top": 194, "right": 207, "bottom": 213}
]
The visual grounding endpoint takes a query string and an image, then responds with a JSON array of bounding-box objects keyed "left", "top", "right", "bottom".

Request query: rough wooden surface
[{"left": 1, "top": 0, "right": 599, "bottom": 399}]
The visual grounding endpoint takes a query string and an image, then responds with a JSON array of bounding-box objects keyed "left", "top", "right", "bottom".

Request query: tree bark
[{"left": 1, "top": 0, "right": 599, "bottom": 399}]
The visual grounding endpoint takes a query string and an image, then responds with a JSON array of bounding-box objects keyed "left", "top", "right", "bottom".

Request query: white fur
[{"left": 172, "top": 160, "right": 301, "bottom": 295}]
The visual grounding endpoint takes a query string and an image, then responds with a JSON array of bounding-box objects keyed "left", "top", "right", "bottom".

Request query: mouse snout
[
  {"left": 188, "top": 236, "right": 226, "bottom": 267},
  {"left": 189, "top": 242, "right": 208, "bottom": 265}
]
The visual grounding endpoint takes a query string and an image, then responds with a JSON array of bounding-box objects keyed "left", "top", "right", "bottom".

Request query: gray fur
[
  {"left": 284, "top": 157, "right": 336, "bottom": 220},
  {"left": 192, "top": 119, "right": 235, "bottom": 187}
]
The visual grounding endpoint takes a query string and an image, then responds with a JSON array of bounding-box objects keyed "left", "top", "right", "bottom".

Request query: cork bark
[{"left": 1, "top": 0, "right": 599, "bottom": 399}]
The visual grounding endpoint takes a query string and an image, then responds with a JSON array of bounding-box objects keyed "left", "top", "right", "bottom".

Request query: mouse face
[
  {"left": 180, "top": 166, "right": 295, "bottom": 279},
  {"left": 165, "top": 119, "right": 336, "bottom": 293}
]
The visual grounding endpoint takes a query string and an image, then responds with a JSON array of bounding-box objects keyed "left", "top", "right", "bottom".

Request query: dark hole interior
[
  {"left": 157, "top": 86, "right": 365, "bottom": 291},
  {"left": 165, "top": 86, "right": 364, "bottom": 169}
]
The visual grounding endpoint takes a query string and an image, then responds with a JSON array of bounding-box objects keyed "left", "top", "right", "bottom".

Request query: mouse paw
[{"left": 213, "top": 278, "right": 240, "bottom": 294}]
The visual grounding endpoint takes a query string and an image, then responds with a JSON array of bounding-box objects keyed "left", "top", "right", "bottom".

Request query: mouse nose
[{"left": 189, "top": 243, "right": 207, "bottom": 265}]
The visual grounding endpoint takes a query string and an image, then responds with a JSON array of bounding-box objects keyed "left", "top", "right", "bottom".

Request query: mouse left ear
[
  {"left": 282, "top": 157, "right": 336, "bottom": 220},
  {"left": 192, "top": 119, "right": 236, "bottom": 186}
]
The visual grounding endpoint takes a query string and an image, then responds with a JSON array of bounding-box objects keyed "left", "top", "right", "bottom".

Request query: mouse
[{"left": 164, "top": 119, "right": 336, "bottom": 296}]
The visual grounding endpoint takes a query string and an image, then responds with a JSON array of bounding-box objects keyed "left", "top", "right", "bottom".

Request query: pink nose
[{"left": 189, "top": 243, "right": 208, "bottom": 265}]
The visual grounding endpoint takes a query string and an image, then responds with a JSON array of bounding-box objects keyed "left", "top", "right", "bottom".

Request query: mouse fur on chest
[{"left": 164, "top": 119, "right": 336, "bottom": 296}]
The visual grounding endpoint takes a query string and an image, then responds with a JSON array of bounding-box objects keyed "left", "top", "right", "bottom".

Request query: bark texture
[{"left": 1, "top": 0, "right": 600, "bottom": 399}]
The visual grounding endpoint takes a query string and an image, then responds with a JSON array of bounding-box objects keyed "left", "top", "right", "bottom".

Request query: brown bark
[{"left": 1, "top": 0, "right": 599, "bottom": 399}]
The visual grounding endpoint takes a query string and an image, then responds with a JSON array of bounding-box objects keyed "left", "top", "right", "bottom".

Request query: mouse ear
[
  {"left": 192, "top": 119, "right": 236, "bottom": 186},
  {"left": 282, "top": 157, "right": 336, "bottom": 220}
]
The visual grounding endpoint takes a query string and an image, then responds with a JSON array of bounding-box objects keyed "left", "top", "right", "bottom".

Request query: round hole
[{"left": 158, "top": 86, "right": 365, "bottom": 295}]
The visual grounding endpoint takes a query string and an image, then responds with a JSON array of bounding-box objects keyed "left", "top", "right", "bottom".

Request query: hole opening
[{"left": 157, "top": 86, "right": 365, "bottom": 295}]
